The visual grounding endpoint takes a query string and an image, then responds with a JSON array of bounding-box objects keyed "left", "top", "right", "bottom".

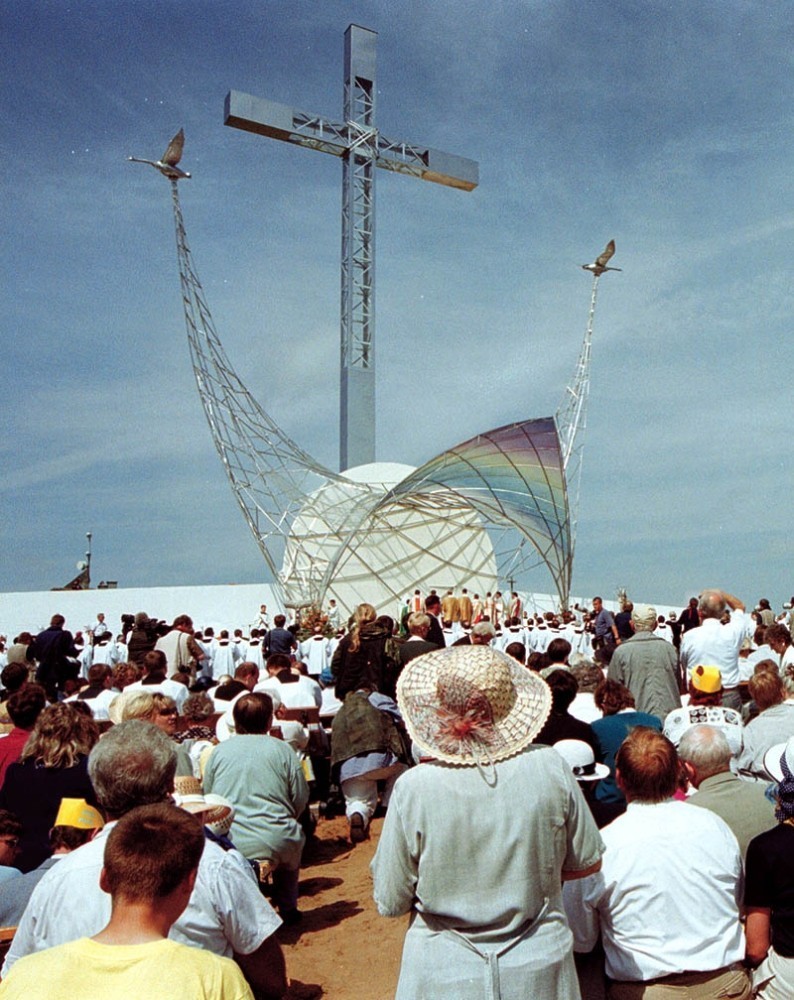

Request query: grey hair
[
  {"left": 472, "top": 621, "right": 496, "bottom": 638},
  {"left": 783, "top": 664, "right": 794, "bottom": 698},
  {"left": 571, "top": 662, "right": 604, "bottom": 693},
  {"left": 407, "top": 612, "right": 430, "bottom": 634},
  {"left": 698, "top": 590, "right": 726, "bottom": 620},
  {"left": 88, "top": 720, "right": 176, "bottom": 817},
  {"left": 677, "top": 724, "right": 732, "bottom": 779}
]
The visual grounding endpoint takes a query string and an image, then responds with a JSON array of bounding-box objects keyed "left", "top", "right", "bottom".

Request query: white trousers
[
  {"left": 753, "top": 948, "right": 794, "bottom": 1000},
  {"left": 342, "top": 763, "right": 408, "bottom": 825}
]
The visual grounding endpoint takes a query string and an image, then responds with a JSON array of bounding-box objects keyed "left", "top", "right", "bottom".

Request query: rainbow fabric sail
[{"left": 379, "top": 416, "right": 572, "bottom": 601}]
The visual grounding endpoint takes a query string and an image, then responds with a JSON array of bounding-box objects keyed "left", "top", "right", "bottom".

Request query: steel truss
[
  {"left": 138, "top": 152, "right": 608, "bottom": 613},
  {"left": 555, "top": 273, "right": 601, "bottom": 570}
]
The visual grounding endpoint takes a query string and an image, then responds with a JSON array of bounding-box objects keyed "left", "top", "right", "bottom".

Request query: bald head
[
  {"left": 678, "top": 725, "right": 732, "bottom": 784},
  {"left": 698, "top": 590, "right": 725, "bottom": 621}
]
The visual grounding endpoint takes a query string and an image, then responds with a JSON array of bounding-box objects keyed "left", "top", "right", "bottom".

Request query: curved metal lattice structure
[
  {"left": 167, "top": 179, "right": 379, "bottom": 607},
  {"left": 383, "top": 417, "right": 571, "bottom": 604},
  {"left": 133, "top": 135, "right": 610, "bottom": 612}
]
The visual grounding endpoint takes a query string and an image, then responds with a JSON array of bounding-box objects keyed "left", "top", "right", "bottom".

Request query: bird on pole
[
  {"left": 581, "top": 239, "right": 621, "bottom": 276},
  {"left": 128, "top": 128, "right": 191, "bottom": 180}
]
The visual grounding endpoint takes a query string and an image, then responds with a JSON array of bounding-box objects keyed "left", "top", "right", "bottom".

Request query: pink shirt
[{"left": 0, "top": 728, "right": 31, "bottom": 790}]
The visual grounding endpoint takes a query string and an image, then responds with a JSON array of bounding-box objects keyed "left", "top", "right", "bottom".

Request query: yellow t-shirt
[{"left": 0, "top": 937, "right": 254, "bottom": 999}]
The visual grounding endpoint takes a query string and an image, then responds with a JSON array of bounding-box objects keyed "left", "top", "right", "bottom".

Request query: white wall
[{"left": 0, "top": 583, "right": 280, "bottom": 641}]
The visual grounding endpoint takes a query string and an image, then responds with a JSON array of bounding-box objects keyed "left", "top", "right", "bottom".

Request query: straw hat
[
  {"left": 172, "top": 775, "right": 235, "bottom": 837},
  {"left": 396, "top": 645, "right": 551, "bottom": 766}
]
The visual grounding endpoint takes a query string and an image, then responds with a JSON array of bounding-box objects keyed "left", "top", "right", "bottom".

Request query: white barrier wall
[{"left": 0, "top": 583, "right": 280, "bottom": 641}]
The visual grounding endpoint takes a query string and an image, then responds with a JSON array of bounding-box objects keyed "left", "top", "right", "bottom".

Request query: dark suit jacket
[
  {"left": 425, "top": 615, "right": 445, "bottom": 649},
  {"left": 398, "top": 639, "right": 439, "bottom": 666},
  {"left": 678, "top": 607, "right": 700, "bottom": 632}
]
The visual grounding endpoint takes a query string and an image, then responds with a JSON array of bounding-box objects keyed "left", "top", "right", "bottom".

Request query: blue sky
[{"left": 3, "top": 1, "right": 792, "bottom": 609}]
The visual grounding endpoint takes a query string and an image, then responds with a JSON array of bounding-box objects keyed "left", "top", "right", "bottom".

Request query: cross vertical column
[
  {"left": 340, "top": 25, "right": 377, "bottom": 471},
  {"left": 224, "top": 23, "right": 478, "bottom": 473}
]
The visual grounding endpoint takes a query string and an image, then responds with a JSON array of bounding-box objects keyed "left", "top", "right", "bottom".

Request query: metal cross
[{"left": 225, "top": 24, "right": 478, "bottom": 471}]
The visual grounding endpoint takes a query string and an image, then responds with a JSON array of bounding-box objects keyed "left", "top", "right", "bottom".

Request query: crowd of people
[{"left": 0, "top": 584, "right": 792, "bottom": 998}]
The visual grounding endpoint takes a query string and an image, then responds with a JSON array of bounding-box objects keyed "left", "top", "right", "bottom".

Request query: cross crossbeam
[
  {"left": 225, "top": 25, "right": 478, "bottom": 470},
  {"left": 224, "top": 91, "right": 478, "bottom": 191}
]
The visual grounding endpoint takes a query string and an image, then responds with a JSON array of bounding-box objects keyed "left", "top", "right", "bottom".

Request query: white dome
[{"left": 281, "top": 462, "right": 497, "bottom": 618}]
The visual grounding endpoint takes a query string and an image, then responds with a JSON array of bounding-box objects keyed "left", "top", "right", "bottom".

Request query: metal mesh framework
[
  {"left": 554, "top": 274, "right": 600, "bottom": 563},
  {"left": 154, "top": 170, "right": 600, "bottom": 612},
  {"left": 168, "top": 179, "right": 378, "bottom": 607}
]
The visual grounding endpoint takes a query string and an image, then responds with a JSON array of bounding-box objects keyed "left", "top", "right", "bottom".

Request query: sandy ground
[{"left": 278, "top": 814, "right": 407, "bottom": 1000}]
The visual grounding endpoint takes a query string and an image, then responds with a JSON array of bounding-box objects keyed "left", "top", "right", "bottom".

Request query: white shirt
[
  {"left": 255, "top": 675, "right": 322, "bottom": 709},
  {"left": 241, "top": 638, "right": 265, "bottom": 671},
  {"left": 655, "top": 622, "right": 674, "bottom": 644},
  {"left": 91, "top": 641, "right": 118, "bottom": 666},
  {"left": 66, "top": 687, "right": 119, "bottom": 722},
  {"left": 498, "top": 627, "right": 526, "bottom": 653},
  {"left": 320, "top": 686, "right": 342, "bottom": 718},
  {"left": 3, "top": 822, "right": 281, "bottom": 975},
  {"left": 569, "top": 691, "right": 602, "bottom": 725},
  {"left": 679, "top": 611, "right": 752, "bottom": 688},
  {"left": 564, "top": 799, "right": 745, "bottom": 981},
  {"left": 125, "top": 677, "right": 189, "bottom": 712},
  {"left": 740, "top": 644, "right": 777, "bottom": 680},
  {"left": 210, "top": 641, "right": 240, "bottom": 681},
  {"left": 298, "top": 635, "right": 332, "bottom": 677}
]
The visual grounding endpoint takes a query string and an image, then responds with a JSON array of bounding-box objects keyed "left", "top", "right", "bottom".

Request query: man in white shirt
[
  {"left": 256, "top": 654, "right": 322, "bottom": 709},
  {"left": 326, "top": 600, "right": 342, "bottom": 631},
  {"left": 91, "top": 632, "right": 118, "bottom": 667},
  {"left": 155, "top": 615, "right": 205, "bottom": 678},
  {"left": 66, "top": 664, "right": 118, "bottom": 721},
  {"left": 90, "top": 613, "right": 108, "bottom": 637},
  {"left": 564, "top": 727, "right": 749, "bottom": 999},
  {"left": 679, "top": 589, "right": 752, "bottom": 710},
  {"left": 251, "top": 604, "right": 270, "bottom": 630},
  {"left": 3, "top": 721, "right": 286, "bottom": 999},
  {"left": 124, "top": 650, "right": 189, "bottom": 713}
]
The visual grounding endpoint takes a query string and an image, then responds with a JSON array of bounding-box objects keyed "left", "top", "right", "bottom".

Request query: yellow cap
[
  {"left": 53, "top": 798, "right": 104, "bottom": 830},
  {"left": 691, "top": 664, "right": 722, "bottom": 694}
]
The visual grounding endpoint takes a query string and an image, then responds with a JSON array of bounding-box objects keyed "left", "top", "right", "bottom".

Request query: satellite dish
[{"left": 76, "top": 560, "right": 88, "bottom": 571}]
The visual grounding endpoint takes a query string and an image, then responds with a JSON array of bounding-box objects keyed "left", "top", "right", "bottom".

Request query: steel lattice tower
[
  {"left": 223, "top": 24, "right": 478, "bottom": 470},
  {"left": 555, "top": 270, "right": 611, "bottom": 576}
]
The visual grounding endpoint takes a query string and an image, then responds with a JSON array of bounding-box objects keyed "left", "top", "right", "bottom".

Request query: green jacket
[{"left": 331, "top": 690, "right": 410, "bottom": 770}]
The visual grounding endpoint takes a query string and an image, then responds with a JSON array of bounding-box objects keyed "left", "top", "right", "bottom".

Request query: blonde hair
[
  {"left": 20, "top": 703, "right": 99, "bottom": 769},
  {"left": 112, "top": 661, "right": 141, "bottom": 691},
  {"left": 120, "top": 691, "right": 176, "bottom": 723},
  {"left": 349, "top": 603, "right": 377, "bottom": 653}
]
